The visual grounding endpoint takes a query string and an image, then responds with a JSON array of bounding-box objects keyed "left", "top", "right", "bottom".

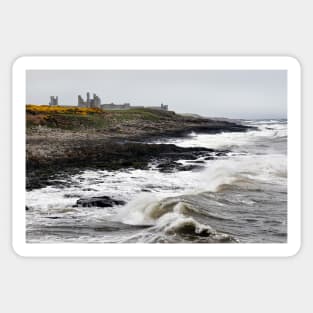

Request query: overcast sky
[{"left": 26, "top": 70, "right": 287, "bottom": 119}]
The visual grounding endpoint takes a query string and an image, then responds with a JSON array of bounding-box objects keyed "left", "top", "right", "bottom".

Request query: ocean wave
[
  {"left": 116, "top": 194, "right": 237, "bottom": 243},
  {"left": 191, "top": 154, "right": 287, "bottom": 193},
  {"left": 169, "top": 121, "right": 287, "bottom": 151}
]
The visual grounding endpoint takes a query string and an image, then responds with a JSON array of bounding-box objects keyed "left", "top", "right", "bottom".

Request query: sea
[{"left": 26, "top": 119, "right": 287, "bottom": 243}]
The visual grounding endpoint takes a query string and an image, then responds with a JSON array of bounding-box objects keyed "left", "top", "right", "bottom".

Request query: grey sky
[{"left": 26, "top": 70, "right": 287, "bottom": 119}]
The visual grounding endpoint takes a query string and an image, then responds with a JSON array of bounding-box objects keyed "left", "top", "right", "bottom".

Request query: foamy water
[{"left": 26, "top": 120, "right": 287, "bottom": 243}]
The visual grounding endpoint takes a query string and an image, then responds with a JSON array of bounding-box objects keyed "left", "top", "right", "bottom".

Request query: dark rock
[
  {"left": 63, "top": 193, "right": 81, "bottom": 198},
  {"left": 179, "top": 164, "right": 203, "bottom": 171},
  {"left": 156, "top": 161, "right": 203, "bottom": 173},
  {"left": 75, "top": 196, "right": 126, "bottom": 208},
  {"left": 156, "top": 161, "right": 179, "bottom": 173},
  {"left": 215, "top": 152, "right": 227, "bottom": 156}
]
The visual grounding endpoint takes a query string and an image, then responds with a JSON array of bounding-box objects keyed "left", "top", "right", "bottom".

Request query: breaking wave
[{"left": 116, "top": 195, "right": 237, "bottom": 243}]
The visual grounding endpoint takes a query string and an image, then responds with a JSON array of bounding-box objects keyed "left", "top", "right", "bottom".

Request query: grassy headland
[{"left": 27, "top": 105, "right": 205, "bottom": 134}]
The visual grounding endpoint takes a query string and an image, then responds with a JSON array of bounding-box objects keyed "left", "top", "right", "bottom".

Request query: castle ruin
[
  {"left": 75, "top": 91, "right": 168, "bottom": 111},
  {"left": 49, "top": 96, "right": 58, "bottom": 106},
  {"left": 78, "top": 92, "right": 101, "bottom": 108}
]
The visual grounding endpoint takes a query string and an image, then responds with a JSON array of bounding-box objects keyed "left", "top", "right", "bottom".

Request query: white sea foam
[{"left": 165, "top": 120, "right": 287, "bottom": 150}]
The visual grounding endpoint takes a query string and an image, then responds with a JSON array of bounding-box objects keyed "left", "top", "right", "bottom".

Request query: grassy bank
[{"left": 26, "top": 105, "right": 179, "bottom": 131}]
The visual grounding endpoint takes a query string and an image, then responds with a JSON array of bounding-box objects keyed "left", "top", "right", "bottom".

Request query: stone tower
[
  {"left": 78, "top": 95, "right": 84, "bottom": 107},
  {"left": 161, "top": 103, "right": 168, "bottom": 110},
  {"left": 77, "top": 92, "right": 101, "bottom": 108},
  {"left": 49, "top": 96, "right": 58, "bottom": 106}
]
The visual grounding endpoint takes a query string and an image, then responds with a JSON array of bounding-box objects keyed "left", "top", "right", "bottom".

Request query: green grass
[{"left": 26, "top": 107, "right": 179, "bottom": 130}]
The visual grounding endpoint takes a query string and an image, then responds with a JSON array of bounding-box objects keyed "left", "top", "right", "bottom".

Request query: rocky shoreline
[{"left": 26, "top": 109, "right": 253, "bottom": 190}]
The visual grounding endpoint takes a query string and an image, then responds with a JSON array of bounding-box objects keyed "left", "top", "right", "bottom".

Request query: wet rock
[
  {"left": 156, "top": 161, "right": 179, "bottom": 173},
  {"left": 63, "top": 193, "right": 82, "bottom": 198},
  {"left": 179, "top": 164, "right": 203, "bottom": 171},
  {"left": 187, "top": 160, "right": 205, "bottom": 163},
  {"left": 82, "top": 188, "right": 97, "bottom": 192},
  {"left": 75, "top": 196, "right": 126, "bottom": 208},
  {"left": 156, "top": 161, "right": 203, "bottom": 173},
  {"left": 215, "top": 151, "right": 229, "bottom": 156}
]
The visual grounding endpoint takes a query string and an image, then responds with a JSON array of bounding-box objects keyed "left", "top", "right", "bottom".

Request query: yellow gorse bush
[{"left": 26, "top": 105, "right": 104, "bottom": 115}]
